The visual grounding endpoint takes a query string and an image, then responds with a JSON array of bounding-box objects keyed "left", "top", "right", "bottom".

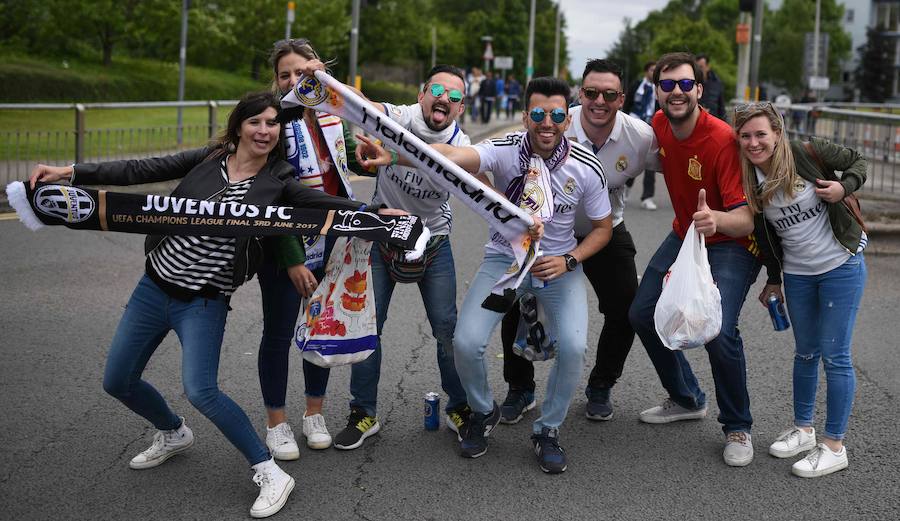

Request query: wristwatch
[{"left": 563, "top": 253, "right": 578, "bottom": 272}]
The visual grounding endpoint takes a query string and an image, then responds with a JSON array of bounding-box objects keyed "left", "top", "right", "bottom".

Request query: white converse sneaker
[
  {"left": 640, "top": 198, "right": 658, "bottom": 210},
  {"left": 250, "top": 459, "right": 295, "bottom": 518},
  {"left": 769, "top": 426, "right": 816, "bottom": 458},
  {"left": 792, "top": 443, "right": 848, "bottom": 478},
  {"left": 266, "top": 423, "right": 300, "bottom": 461},
  {"left": 302, "top": 413, "right": 332, "bottom": 449},
  {"left": 129, "top": 417, "right": 194, "bottom": 469},
  {"left": 723, "top": 431, "right": 754, "bottom": 467},
  {"left": 639, "top": 398, "right": 707, "bottom": 424}
]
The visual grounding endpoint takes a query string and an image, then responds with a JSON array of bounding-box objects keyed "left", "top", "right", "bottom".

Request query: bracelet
[{"left": 389, "top": 150, "right": 399, "bottom": 166}]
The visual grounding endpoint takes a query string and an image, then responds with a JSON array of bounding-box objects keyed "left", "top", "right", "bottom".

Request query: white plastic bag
[
  {"left": 653, "top": 222, "right": 722, "bottom": 350},
  {"left": 295, "top": 237, "right": 377, "bottom": 367}
]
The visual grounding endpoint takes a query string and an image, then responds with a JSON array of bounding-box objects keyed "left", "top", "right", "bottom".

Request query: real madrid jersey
[
  {"left": 473, "top": 131, "right": 611, "bottom": 257},
  {"left": 567, "top": 106, "right": 659, "bottom": 232},
  {"left": 371, "top": 103, "right": 470, "bottom": 236}
]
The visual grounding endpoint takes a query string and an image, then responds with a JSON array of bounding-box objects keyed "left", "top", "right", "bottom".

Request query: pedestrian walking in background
[
  {"left": 624, "top": 61, "right": 658, "bottom": 210},
  {"left": 506, "top": 74, "right": 522, "bottom": 119},
  {"left": 696, "top": 54, "right": 726, "bottom": 120},
  {"left": 479, "top": 70, "right": 497, "bottom": 123}
]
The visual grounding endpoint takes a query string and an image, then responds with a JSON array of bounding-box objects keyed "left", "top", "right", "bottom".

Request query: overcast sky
[{"left": 560, "top": 0, "right": 669, "bottom": 75}]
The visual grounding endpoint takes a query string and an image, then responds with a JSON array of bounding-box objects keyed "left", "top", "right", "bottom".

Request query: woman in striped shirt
[{"left": 29, "top": 91, "right": 367, "bottom": 518}]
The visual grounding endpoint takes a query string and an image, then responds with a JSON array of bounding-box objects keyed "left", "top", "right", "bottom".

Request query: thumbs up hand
[{"left": 692, "top": 188, "right": 717, "bottom": 236}]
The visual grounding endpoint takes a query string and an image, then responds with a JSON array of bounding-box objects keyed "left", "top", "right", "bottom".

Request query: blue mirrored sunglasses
[
  {"left": 428, "top": 83, "right": 463, "bottom": 103},
  {"left": 529, "top": 107, "right": 567, "bottom": 124},
  {"left": 657, "top": 78, "right": 696, "bottom": 93}
]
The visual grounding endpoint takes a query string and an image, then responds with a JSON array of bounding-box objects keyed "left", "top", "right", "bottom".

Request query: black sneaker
[
  {"left": 531, "top": 427, "right": 567, "bottom": 474},
  {"left": 446, "top": 404, "right": 471, "bottom": 441},
  {"left": 333, "top": 407, "right": 380, "bottom": 450},
  {"left": 585, "top": 387, "right": 613, "bottom": 421},
  {"left": 459, "top": 402, "right": 500, "bottom": 458},
  {"left": 500, "top": 389, "right": 536, "bottom": 424}
]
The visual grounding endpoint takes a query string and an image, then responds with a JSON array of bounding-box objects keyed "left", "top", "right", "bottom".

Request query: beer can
[
  {"left": 767, "top": 294, "right": 791, "bottom": 331},
  {"left": 424, "top": 392, "right": 440, "bottom": 430}
]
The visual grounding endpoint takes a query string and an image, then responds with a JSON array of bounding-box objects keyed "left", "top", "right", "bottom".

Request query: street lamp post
[
  {"left": 553, "top": 5, "right": 561, "bottom": 78},
  {"left": 177, "top": 0, "right": 189, "bottom": 145},
  {"left": 526, "top": 0, "right": 536, "bottom": 83}
]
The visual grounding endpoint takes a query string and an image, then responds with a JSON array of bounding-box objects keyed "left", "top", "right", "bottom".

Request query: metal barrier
[
  {"left": 777, "top": 103, "right": 899, "bottom": 195},
  {"left": 0, "top": 100, "right": 237, "bottom": 186}
]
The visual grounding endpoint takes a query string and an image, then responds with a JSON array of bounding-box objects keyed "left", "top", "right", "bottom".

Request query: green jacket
[
  {"left": 754, "top": 137, "right": 867, "bottom": 284},
  {"left": 275, "top": 121, "right": 364, "bottom": 268}
]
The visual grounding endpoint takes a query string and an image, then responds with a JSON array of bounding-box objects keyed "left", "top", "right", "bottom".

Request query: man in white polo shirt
[
  {"left": 498, "top": 59, "right": 660, "bottom": 425},
  {"left": 428, "top": 77, "right": 613, "bottom": 474}
]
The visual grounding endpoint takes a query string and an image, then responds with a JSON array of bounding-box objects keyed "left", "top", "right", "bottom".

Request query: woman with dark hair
[
  {"left": 733, "top": 102, "right": 867, "bottom": 478},
  {"left": 254, "top": 38, "right": 364, "bottom": 458},
  {"left": 29, "top": 91, "right": 367, "bottom": 517}
]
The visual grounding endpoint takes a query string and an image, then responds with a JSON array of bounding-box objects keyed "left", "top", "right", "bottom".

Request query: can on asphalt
[
  {"left": 767, "top": 294, "right": 791, "bottom": 331},
  {"left": 424, "top": 392, "right": 440, "bottom": 430}
]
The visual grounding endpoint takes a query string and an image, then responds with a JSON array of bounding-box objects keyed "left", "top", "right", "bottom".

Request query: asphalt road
[{"left": 2, "top": 149, "right": 899, "bottom": 520}]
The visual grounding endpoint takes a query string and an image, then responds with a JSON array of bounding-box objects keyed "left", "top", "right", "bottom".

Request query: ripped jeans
[{"left": 783, "top": 254, "right": 867, "bottom": 440}]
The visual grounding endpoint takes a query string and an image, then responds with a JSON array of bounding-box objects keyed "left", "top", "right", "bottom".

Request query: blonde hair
[{"left": 732, "top": 103, "right": 798, "bottom": 213}]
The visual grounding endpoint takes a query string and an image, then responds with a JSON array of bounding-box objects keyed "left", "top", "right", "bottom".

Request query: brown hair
[
  {"left": 652, "top": 52, "right": 702, "bottom": 85},
  {"left": 269, "top": 38, "right": 334, "bottom": 93},
  {"left": 214, "top": 91, "right": 284, "bottom": 160},
  {"left": 732, "top": 102, "right": 798, "bottom": 213}
]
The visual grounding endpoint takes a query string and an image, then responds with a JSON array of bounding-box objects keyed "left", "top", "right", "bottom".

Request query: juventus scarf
[
  {"left": 6, "top": 181, "right": 430, "bottom": 255},
  {"left": 281, "top": 71, "right": 538, "bottom": 311}
]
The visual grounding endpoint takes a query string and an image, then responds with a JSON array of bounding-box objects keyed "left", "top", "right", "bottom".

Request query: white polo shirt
[
  {"left": 567, "top": 106, "right": 660, "bottom": 234},
  {"left": 473, "top": 131, "right": 611, "bottom": 257}
]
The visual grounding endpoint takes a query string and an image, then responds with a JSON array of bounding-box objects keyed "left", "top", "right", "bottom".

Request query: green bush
[
  {"left": 361, "top": 80, "right": 420, "bottom": 105},
  {"left": 0, "top": 53, "right": 267, "bottom": 103}
]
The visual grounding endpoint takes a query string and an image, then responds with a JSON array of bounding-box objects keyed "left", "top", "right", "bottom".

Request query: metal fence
[
  {"left": 782, "top": 103, "right": 900, "bottom": 195},
  {"left": 2, "top": 100, "right": 899, "bottom": 196},
  {"left": 0, "top": 101, "right": 237, "bottom": 186}
]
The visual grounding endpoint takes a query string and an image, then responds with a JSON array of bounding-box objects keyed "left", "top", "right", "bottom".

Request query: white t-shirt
[
  {"left": 371, "top": 103, "right": 471, "bottom": 236},
  {"left": 567, "top": 107, "right": 660, "bottom": 233},
  {"left": 473, "top": 131, "right": 611, "bottom": 257},
  {"left": 756, "top": 168, "right": 852, "bottom": 275}
]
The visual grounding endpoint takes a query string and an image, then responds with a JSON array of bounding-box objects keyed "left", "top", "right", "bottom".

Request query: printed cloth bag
[
  {"left": 654, "top": 222, "right": 722, "bottom": 350},
  {"left": 511, "top": 292, "right": 558, "bottom": 361},
  {"left": 295, "top": 237, "right": 377, "bottom": 367}
]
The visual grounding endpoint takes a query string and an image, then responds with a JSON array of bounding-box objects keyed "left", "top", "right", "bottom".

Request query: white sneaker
[
  {"left": 250, "top": 459, "right": 295, "bottom": 518},
  {"left": 302, "top": 413, "right": 332, "bottom": 449},
  {"left": 723, "top": 431, "right": 754, "bottom": 467},
  {"left": 640, "top": 198, "right": 658, "bottom": 210},
  {"left": 266, "top": 423, "right": 300, "bottom": 461},
  {"left": 129, "top": 417, "right": 194, "bottom": 469},
  {"left": 792, "top": 443, "right": 848, "bottom": 478},
  {"left": 769, "top": 426, "right": 816, "bottom": 458},
  {"left": 639, "top": 398, "right": 707, "bottom": 424}
]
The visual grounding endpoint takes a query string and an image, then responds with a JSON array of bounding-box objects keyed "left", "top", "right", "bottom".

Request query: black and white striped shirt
[{"left": 147, "top": 158, "right": 253, "bottom": 296}]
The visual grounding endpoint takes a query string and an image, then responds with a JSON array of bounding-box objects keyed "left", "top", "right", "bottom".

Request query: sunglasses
[
  {"left": 428, "top": 83, "right": 463, "bottom": 103},
  {"left": 657, "top": 78, "right": 697, "bottom": 93},
  {"left": 529, "top": 107, "right": 567, "bottom": 124},
  {"left": 733, "top": 101, "right": 774, "bottom": 114},
  {"left": 582, "top": 87, "right": 622, "bottom": 102}
]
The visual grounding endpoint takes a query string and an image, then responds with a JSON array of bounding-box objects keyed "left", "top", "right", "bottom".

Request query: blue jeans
[
  {"left": 629, "top": 232, "right": 760, "bottom": 433},
  {"left": 454, "top": 253, "right": 588, "bottom": 433},
  {"left": 784, "top": 254, "right": 867, "bottom": 440},
  {"left": 257, "top": 255, "right": 331, "bottom": 410},
  {"left": 350, "top": 237, "right": 466, "bottom": 415},
  {"left": 103, "top": 274, "right": 269, "bottom": 465}
]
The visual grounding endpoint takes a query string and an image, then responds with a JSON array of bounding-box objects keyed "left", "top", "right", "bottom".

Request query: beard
[
  {"left": 661, "top": 95, "right": 697, "bottom": 125},
  {"left": 425, "top": 102, "right": 454, "bottom": 131}
]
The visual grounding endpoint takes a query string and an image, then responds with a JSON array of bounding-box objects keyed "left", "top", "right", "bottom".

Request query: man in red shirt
[{"left": 627, "top": 52, "right": 760, "bottom": 467}]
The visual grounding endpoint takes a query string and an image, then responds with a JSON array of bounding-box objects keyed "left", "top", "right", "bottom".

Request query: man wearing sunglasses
[
  {"left": 417, "top": 77, "right": 613, "bottom": 473},
  {"left": 322, "top": 64, "right": 474, "bottom": 451},
  {"left": 497, "top": 59, "right": 660, "bottom": 427},
  {"left": 628, "top": 52, "right": 760, "bottom": 467}
]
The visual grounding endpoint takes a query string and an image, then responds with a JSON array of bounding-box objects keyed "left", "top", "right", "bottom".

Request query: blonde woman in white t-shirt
[{"left": 734, "top": 102, "right": 867, "bottom": 479}]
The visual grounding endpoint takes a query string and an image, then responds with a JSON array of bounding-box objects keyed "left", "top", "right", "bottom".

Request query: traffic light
[{"left": 739, "top": 0, "right": 755, "bottom": 12}]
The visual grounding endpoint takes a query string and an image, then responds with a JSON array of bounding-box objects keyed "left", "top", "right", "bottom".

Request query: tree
[
  {"left": 855, "top": 27, "right": 893, "bottom": 103},
  {"left": 761, "top": 0, "right": 851, "bottom": 95}
]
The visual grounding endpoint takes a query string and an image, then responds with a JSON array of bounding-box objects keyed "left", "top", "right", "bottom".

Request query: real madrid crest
[
  {"left": 563, "top": 177, "right": 576, "bottom": 195},
  {"left": 792, "top": 177, "right": 806, "bottom": 192},
  {"left": 688, "top": 156, "right": 702, "bottom": 181},
  {"left": 616, "top": 155, "right": 628, "bottom": 172},
  {"left": 293, "top": 76, "right": 329, "bottom": 106},
  {"left": 521, "top": 182, "right": 545, "bottom": 214}
]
